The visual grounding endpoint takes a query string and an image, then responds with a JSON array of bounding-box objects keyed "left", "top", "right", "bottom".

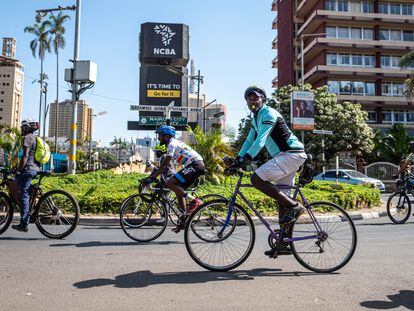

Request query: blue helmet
[{"left": 155, "top": 125, "right": 176, "bottom": 137}]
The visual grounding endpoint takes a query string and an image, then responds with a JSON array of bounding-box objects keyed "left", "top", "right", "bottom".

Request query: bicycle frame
[{"left": 220, "top": 171, "right": 324, "bottom": 244}]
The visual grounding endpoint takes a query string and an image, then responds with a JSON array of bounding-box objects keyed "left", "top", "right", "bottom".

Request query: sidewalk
[{"left": 75, "top": 201, "right": 390, "bottom": 226}]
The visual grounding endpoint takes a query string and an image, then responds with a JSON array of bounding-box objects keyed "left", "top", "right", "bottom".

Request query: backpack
[{"left": 35, "top": 136, "right": 51, "bottom": 164}]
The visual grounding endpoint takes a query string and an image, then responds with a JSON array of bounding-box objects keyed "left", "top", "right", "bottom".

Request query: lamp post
[
  {"left": 87, "top": 110, "right": 107, "bottom": 170},
  {"left": 202, "top": 99, "right": 217, "bottom": 133},
  {"left": 34, "top": 2, "right": 79, "bottom": 174}
]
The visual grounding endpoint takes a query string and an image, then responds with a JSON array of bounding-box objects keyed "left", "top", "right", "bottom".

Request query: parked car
[{"left": 313, "top": 169, "right": 385, "bottom": 191}]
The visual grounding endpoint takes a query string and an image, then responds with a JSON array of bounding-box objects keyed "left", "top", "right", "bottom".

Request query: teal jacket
[{"left": 238, "top": 105, "right": 304, "bottom": 159}]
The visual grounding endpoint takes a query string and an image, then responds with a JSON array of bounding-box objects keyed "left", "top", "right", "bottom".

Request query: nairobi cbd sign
[{"left": 139, "top": 22, "right": 189, "bottom": 67}]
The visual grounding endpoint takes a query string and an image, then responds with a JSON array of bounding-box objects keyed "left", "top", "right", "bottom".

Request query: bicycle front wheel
[
  {"left": 0, "top": 192, "right": 13, "bottom": 235},
  {"left": 291, "top": 201, "right": 357, "bottom": 273},
  {"left": 120, "top": 194, "right": 168, "bottom": 242},
  {"left": 184, "top": 199, "right": 255, "bottom": 272},
  {"left": 387, "top": 192, "right": 411, "bottom": 224},
  {"left": 34, "top": 190, "right": 80, "bottom": 239}
]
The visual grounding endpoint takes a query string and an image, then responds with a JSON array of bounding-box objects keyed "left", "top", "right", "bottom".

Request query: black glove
[
  {"left": 223, "top": 157, "right": 237, "bottom": 167},
  {"left": 142, "top": 177, "right": 155, "bottom": 186},
  {"left": 236, "top": 155, "right": 251, "bottom": 168}
]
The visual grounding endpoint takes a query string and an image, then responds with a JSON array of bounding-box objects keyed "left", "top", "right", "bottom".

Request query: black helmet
[{"left": 244, "top": 86, "right": 267, "bottom": 101}]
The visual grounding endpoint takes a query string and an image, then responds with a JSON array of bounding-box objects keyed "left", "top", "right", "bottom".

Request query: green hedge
[{"left": 40, "top": 170, "right": 381, "bottom": 215}]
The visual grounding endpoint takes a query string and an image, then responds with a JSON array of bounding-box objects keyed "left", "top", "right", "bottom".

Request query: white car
[{"left": 313, "top": 169, "right": 385, "bottom": 191}]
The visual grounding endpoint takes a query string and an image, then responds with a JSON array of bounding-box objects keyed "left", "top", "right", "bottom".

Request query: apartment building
[
  {"left": 272, "top": 0, "right": 414, "bottom": 132},
  {"left": 48, "top": 100, "right": 93, "bottom": 142},
  {"left": 0, "top": 38, "right": 23, "bottom": 128}
]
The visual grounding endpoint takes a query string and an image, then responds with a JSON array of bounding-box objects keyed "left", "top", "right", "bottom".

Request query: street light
[
  {"left": 299, "top": 33, "right": 326, "bottom": 90},
  {"left": 87, "top": 110, "right": 107, "bottom": 170}
]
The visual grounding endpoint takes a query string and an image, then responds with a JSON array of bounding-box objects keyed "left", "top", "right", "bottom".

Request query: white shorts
[{"left": 255, "top": 152, "right": 307, "bottom": 187}]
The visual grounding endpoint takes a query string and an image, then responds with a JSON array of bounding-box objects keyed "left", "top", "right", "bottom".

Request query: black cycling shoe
[
  {"left": 11, "top": 224, "right": 28, "bottom": 232},
  {"left": 279, "top": 205, "right": 305, "bottom": 226},
  {"left": 264, "top": 247, "right": 292, "bottom": 258}
]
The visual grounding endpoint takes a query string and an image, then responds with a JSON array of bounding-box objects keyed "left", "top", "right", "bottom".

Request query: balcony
[
  {"left": 303, "top": 65, "right": 412, "bottom": 84},
  {"left": 296, "top": 0, "right": 320, "bottom": 18},
  {"left": 272, "top": 37, "right": 278, "bottom": 49},
  {"left": 298, "top": 37, "right": 414, "bottom": 63},
  {"left": 298, "top": 10, "right": 414, "bottom": 37},
  {"left": 272, "top": 56, "right": 278, "bottom": 68},
  {"left": 272, "top": 0, "right": 278, "bottom": 11},
  {"left": 272, "top": 15, "right": 278, "bottom": 29},
  {"left": 272, "top": 76, "right": 279, "bottom": 88},
  {"left": 336, "top": 94, "right": 413, "bottom": 105}
]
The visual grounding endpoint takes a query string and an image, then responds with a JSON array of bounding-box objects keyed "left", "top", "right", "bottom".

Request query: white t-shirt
[{"left": 166, "top": 138, "right": 203, "bottom": 166}]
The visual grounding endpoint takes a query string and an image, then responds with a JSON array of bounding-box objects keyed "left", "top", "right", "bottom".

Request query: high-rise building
[
  {"left": 0, "top": 37, "right": 23, "bottom": 128},
  {"left": 48, "top": 100, "right": 93, "bottom": 142},
  {"left": 203, "top": 103, "right": 226, "bottom": 133},
  {"left": 272, "top": 0, "right": 414, "bottom": 132}
]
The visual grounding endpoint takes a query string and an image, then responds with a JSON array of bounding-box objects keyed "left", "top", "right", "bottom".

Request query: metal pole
[
  {"left": 43, "top": 83, "right": 47, "bottom": 140},
  {"left": 203, "top": 107, "right": 206, "bottom": 133},
  {"left": 54, "top": 43, "right": 59, "bottom": 153},
  {"left": 88, "top": 112, "right": 92, "bottom": 171},
  {"left": 301, "top": 35, "right": 304, "bottom": 91},
  {"left": 39, "top": 55, "right": 44, "bottom": 134},
  {"left": 322, "top": 135, "right": 325, "bottom": 174},
  {"left": 196, "top": 70, "right": 201, "bottom": 127},
  {"left": 68, "top": 0, "right": 81, "bottom": 174}
]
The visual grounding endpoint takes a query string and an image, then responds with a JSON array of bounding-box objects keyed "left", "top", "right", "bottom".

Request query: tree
[
  {"left": 109, "top": 137, "right": 131, "bottom": 163},
  {"left": 235, "top": 84, "right": 375, "bottom": 169},
  {"left": 24, "top": 21, "right": 51, "bottom": 134},
  {"left": 48, "top": 12, "right": 71, "bottom": 152},
  {"left": 400, "top": 50, "right": 414, "bottom": 96},
  {"left": 187, "top": 126, "right": 234, "bottom": 183},
  {"left": 0, "top": 124, "right": 22, "bottom": 168}
]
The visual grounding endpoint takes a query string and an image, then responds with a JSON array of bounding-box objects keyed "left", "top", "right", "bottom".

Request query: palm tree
[
  {"left": 188, "top": 126, "right": 234, "bottom": 183},
  {"left": 400, "top": 50, "right": 414, "bottom": 96},
  {"left": 48, "top": 12, "right": 71, "bottom": 152},
  {"left": 24, "top": 21, "right": 51, "bottom": 135},
  {"left": 0, "top": 124, "right": 23, "bottom": 168}
]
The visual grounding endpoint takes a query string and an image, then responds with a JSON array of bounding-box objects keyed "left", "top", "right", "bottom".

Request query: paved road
[{"left": 0, "top": 218, "right": 413, "bottom": 311}]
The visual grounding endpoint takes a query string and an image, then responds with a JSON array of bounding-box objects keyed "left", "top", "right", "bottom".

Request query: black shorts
[{"left": 173, "top": 161, "right": 205, "bottom": 189}]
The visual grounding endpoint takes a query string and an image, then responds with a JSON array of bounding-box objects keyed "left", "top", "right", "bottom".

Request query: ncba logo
[{"left": 153, "top": 25, "right": 176, "bottom": 56}]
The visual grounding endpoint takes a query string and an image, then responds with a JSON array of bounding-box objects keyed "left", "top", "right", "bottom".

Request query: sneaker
[
  {"left": 11, "top": 224, "right": 28, "bottom": 233},
  {"left": 186, "top": 198, "right": 203, "bottom": 215},
  {"left": 171, "top": 224, "right": 183, "bottom": 233},
  {"left": 264, "top": 247, "right": 292, "bottom": 258},
  {"left": 279, "top": 204, "right": 305, "bottom": 226}
]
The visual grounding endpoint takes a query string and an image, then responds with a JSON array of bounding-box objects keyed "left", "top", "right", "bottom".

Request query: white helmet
[{"left": 21, "top": 119, "right": 39, "bottom": 132}]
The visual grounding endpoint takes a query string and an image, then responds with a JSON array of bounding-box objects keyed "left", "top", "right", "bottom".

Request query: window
[
  {"left": 390, "top": 30, "right": 401, "bottom": 41},
  {"left": 337, "top": 0, "right": 349, "bottom": 11},
  {"left": 379, "top": 3, "right": 389, "bottom": 14},
  {"left": 353, "top": 81, "right": 364, "bottom": 95},
  {"left": 394, "top": 111, "right": 405, "bottom": 123},
  {"left": 391, "top": 56, "right": 401, "bottom": 68},
  {"left": 367, "top": 111, "right": 377, "bottom": 123},
  {"left": 407, "top": 111, "right": 414, "bottom": 123},
  {"left": 393, "top": 83, "right": 405, "bottom": 96},
  {"left": 339, "top": 54, "right": 350, "bottom": 66},
  {"left": 363, "top": 28, "right": 373, "bottom": 40},
  {"left": 324, "top": 171, "right": 337, "bottom": 178},
  {"left": 403, "top": 30, "right": 414, "bottom": 42},
  {"left": 365, "top": 82, "right": 376, "bottom": 95},
  {"left": 364, "top": 55, "right": 375, "bottom": 67},
  {"left": 379, "top": 29, "right": 389, "bottom": 40},
  {"left": 382, "top": 110, "right": 392, "bottom": 123},
  {"left": 352, "top": 55, "right": 363, "bottom": 66},
  {"left": 382, "top": 83, "right": 392, "bottom": 96},
  {"left": 339, "top": 81, "right": 352, "bottom": 94},
  {"left": 350, "top": 1, "right": 361, "bottom": 13},
  {"left": 328, "top": 81, "right": 339, "bottom": 94},
  {"left": 338, "top": 27, "right": 349, "bottom": 38},
  {"left": 325, "top": 0, "right": 336, "bottom": 10},
  {"left": 327, "top": 53, "right": 337, "bottom": 65},
  {"left": 351, "top": 28, "right": 362, "bottom": 39},
  {"left": 402, "top": 4, "right": 413, "bottom": 16},
  {"left": 381, "top": 56, "right": 391, "bottom": 68},
  {"left": 390, "top": 3, "right": 401, "bottom": 15},
  {"left": 326, "top": 27, "right": 336, "bottom": 38},
  {"left": 362, "top": 2, "right": 373, "bottom": 13}
]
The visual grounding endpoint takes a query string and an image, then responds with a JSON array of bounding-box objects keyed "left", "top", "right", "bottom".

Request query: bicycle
[
  {"left": 0, "top": 168, "right": 80, "bottom": 238},
  {"left": 119, "top": 178, "right": 226, "bottom": 242},
  {"left": 183, "top": 155, "right": 357, "bottom": 273},
  {"left": 387, "top": 172, "right": 414, "bottom": 224}
]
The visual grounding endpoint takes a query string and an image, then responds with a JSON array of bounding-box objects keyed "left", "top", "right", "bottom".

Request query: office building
[{"left": 272, "top": 0, "right": 414, "bottom": 132}]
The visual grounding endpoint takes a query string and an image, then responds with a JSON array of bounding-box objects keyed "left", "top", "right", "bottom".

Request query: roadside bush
[{"left": 40, "top": 170, "right": 381, "bottom": 215}]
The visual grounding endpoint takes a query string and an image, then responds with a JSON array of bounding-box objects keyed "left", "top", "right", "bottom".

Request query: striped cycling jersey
[
  {"left": 238, "top": 105, "right": 304, "bottom": 159},
  {"left": 166, "top": 138, "right": 203, "bottom": 166}
]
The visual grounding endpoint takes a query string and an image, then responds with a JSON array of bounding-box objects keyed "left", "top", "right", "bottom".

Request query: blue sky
[{"left": 1, "top": 0, "right": 276, "bottom": 145}]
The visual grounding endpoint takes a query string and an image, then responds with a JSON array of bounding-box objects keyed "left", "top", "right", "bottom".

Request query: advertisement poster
[{"left": 291, "top": 91, "right": 315, "bottom": 130}]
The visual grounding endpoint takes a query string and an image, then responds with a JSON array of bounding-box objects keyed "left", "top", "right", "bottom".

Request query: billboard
[
  {"left": 140, "top": 22, "right": 189, "bottom": 66},
  {"left": 291, "top": 91, "right": 315, "bottom": 130},
  {"left": 139, "top": 64, "right": 188, "bottom": 118}
]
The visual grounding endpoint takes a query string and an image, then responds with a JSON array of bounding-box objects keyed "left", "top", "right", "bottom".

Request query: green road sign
[{"left": 139, "top": 116, "right": 188, "bottom": 126}]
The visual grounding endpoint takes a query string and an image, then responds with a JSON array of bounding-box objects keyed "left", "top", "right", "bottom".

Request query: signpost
[
  {"left": 139, "top": 116, "right": 187, "bottom": 126},
  {"left": 312, "top": 129, "right": 333, "bottom": 174}
]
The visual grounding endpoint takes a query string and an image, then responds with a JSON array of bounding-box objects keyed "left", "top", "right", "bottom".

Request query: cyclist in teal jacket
[{"left": 226, "top": 86, "right": 307, "bottom": 240}]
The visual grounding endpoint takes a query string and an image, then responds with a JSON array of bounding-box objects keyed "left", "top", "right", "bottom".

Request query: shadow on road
[
  {"left": 0, "top": 237, "right": 48, "bottom": 241},
  {"left": 356, "top": 222, "right": 414, "bottom": 227},
  {"left": 73, "top": 268, "right": 333, "bottom": 289},
  {"left": 49, "top": 240, "right": 183, "bottom": 248},
  {"left": 361, "top": 290, "right": 414, "bottom": 310}
]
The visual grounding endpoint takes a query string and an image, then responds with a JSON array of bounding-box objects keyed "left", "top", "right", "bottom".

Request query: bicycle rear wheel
[
  {"left": 291, "top": 201, "right": 357, "bottom": 273},
  {"left": 387, "top": 192, "right": 411, "bottom": 224},
  {"left": 120, "top": 194, "right": 168, "bottom": 242},
  {"left": 0, "top": 192, "right": 13, "bottom": 235},
  {"left": 184, "top": 199, "right": 255, "bottom": 272},
  {"left": 34, "top": 190, "right": 80, "bottom": 239}
]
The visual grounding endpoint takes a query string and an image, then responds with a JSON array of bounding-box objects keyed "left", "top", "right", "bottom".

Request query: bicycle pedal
[{"left": 264, "top": 249, "right": 279, "bottom": 259}]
